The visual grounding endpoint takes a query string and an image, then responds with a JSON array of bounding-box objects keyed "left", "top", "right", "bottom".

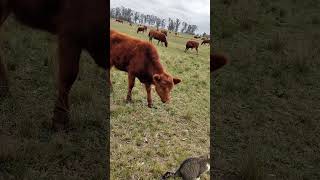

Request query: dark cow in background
[
  {"left": 194, "top": 35, "right": 201, "bottom": 39},
  {"left": 137, "top": 25, "right": 147, "bottom": 33},
  {"left": 210, "top": 54, "right": 228, "bottom": 72},
  {"left": 115, "top": 19, "right": 123, "bottom": 23},
  {"left": 110, "top": 30, "right": 181, "bottom": 107},
  {"left": 201, "top": 39, "right": 210, "bottom": 45},
  {"left": 185, "top": 40, "right": 199, "bottom": 54},
  {"left": 137, "top": 26, "right": 146, "bottom": 33},
  {"left": 149, "top": 29, "right": 168, "bottom": 47},
  {"left": 0, "top": 0, "right": 108, "bottom": 130}
]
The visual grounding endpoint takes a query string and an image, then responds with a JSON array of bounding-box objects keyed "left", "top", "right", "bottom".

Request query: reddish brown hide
[
  {"left": 201, "top": 39, "right": 210, "bottom": 45},
  {"left": 148, "top": 29, "right": 168, "bottom": 47},
  {"left": 210, "top": 54, "right": 228, "bottom": 72},
  {"left": 185, "top": 40, "right": 199, "bottom": 54},
  {"left": 110, "top": 29, "right": 181, "bottom": 107},
  {"left": 0, "top": 0, "right": 108, "bottom": 130}
]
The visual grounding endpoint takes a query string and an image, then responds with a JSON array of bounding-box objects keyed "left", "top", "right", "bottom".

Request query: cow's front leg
[
  {"left": 52, "top": 37, "right": 81, "bottom": 131},
  {"left": 0, "top": 55, "right": 9, "bottom": 97},
  {"left": 126, "top": 73, "right": 135, "bottom": 103},
  {"left": 145, "top": 84, "right": 152, "bottom": 108}
]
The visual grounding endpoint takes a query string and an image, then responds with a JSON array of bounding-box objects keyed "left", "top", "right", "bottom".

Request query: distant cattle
[
  {"left": 137, "top": 27, "right": 146, "bottom": 33},
  {"left": 194, "top": 35, "right": 201, "bottom": 39},
  {"left": 161, "top": 30, "right": 168, "bottom": 36},
  {"left": 0, "top": 0, "right": 108, "bottom": 130},
  {"left": 129, "top": 23, "right": 133, "bottom": 26},
  {"left": 149, "top": 29, "right": 168, "bottom": 47},
  {"left": 110, "top": 30, "right": 181, "bottom": 107},
  {"left": 185, "top": 40, "right": 199, "bottom": 54},
  {"left": 115, "top": 19, "right": 123, "bottom": 23},
  {"left": 201, "top": 39, "right": 210, "bottom": 45},
  {"left": 210, "top": 54, "right": 228, "bottom": 72}
]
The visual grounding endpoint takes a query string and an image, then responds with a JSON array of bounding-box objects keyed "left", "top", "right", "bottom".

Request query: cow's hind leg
[
  {"left": 0, "top": 55, "right": 9, "bottom": 97},
  {"left": 0, "top": 4, "right": 10, "bottom": 97},
  {"left": 52, "top": 37, "right": 81, "bottom": 131},
  {"left": 145, "top": 84, "right": 152, "bottom": 108},
  {"left": 126, "top": 72, "right": 135, "bottom": 103}
]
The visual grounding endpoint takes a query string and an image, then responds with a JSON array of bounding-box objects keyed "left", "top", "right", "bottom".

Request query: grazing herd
[{"left": 112, "top": 19, "right": 228, "bottom": 106}]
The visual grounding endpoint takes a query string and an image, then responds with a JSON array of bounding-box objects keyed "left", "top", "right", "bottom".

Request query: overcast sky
[{"left": 111, "top": 0, "right": 210, "bottom": 34}]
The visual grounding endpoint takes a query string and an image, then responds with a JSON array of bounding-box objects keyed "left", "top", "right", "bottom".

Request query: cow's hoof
[
  {"left": 0, "top": 80, "right": 9, "bottom": 98},
  {"left": 148, "top": 104, "right": 153, "bottom": 108},
  {"left": 52, "top": 110, "right": 70, "bottom": 131},
  {"left": 126, "top": 97, "right": 132, "bottom": 103}
]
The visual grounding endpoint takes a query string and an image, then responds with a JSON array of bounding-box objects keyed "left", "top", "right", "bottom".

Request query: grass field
[
  {"left": 110, "top": 20, "right": 210, "bottom": 179},
  {"left": 0, "top": 17, "right": 108, "bottom": 179},
  {"left": 212, "top": 0, "right": 320, "bottom": 179}
]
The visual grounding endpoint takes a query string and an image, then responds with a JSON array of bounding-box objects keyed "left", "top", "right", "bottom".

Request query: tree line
[{"left": 110, "top": 6, "right": 200, "bottom": 35}]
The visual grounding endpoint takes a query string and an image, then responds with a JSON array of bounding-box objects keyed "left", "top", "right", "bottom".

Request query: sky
[{"left": 110, "top": 0, "right": 210, "bottom": 34}]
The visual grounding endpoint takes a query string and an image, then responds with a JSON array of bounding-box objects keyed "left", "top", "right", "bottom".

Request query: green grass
[
  {"left": 212, "top": 0, "right": 320, "bottom": 179},
  {"left": 0, "top": 17, "right": 108, "bottom": 179},
  {"left": 110, "top": 20, "right": 210, "bottom": 179}
]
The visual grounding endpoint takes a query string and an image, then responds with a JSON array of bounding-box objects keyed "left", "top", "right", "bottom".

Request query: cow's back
[
  {"left": 110, "top": 30, "right": 162, "bottom": 81},
  {"left": 10, "top": 0, "right": 108, "bottom": 43}
]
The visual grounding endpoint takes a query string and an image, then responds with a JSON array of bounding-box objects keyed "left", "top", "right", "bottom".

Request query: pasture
[
  {"left": 0, "top": 17, "right": 108, "bottom": 179},
  {"left": 110, "top": 20, "right": 210, "bottom": 179},
  {"left": 212, "top": 0, "right": 320, "bottom": 179}
]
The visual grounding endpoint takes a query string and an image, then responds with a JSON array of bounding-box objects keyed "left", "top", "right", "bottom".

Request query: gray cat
[{"left": 161, "top": 154, "right": 210, "bottom": 180}]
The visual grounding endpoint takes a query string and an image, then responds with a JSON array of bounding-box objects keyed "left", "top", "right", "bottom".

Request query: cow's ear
[
  {"left": 153, "top": 74, "right": 161, "bottom": 82},
  {"left": 173, "top": 77, "right": 181, "bottom": 85}
]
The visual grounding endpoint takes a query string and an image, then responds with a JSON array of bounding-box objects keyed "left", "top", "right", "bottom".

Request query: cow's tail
[{"left": 161, "top": 171, "right": 176, "bottom": 179}]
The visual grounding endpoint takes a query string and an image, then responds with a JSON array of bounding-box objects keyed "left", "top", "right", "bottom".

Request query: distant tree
[
  {"left": 134, "top": 12, "right": 139, "bottom": 23},
  {"left": 167, "top": 18, "right": 175, "bottom": 31},
  {"left": 155, "top": 17, "right": 161, "bottom": 29},
  {"left": 174, "top": 18, "right": 181, "bottom": 32},
  {"left": 161, "top": 19, "right": 166, "bottom": 29},
  {"left": 181, "top": 22, "right": 188, "bottom": 33}
]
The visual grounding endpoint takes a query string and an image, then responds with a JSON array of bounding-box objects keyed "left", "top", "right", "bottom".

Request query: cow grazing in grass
[
  {"left": 194, "top": 35, "right": 201, "bottom": 39},
  {"left": 185, "top": 40, "right": 199, "bottom": 54},
  {"left": 161, "top": 30, "right": 167, "bottom": 36},
  {"left": 137, "top": 27, "right": 145, "bottom": 33},
  {"left": 115, "top": 19, "right": 123, "bottom": 23},
  {"left": 149, "top": 29, "right": 168, "bottom": 47},
  {"left": 210, "top": 54, "right": 228, "bottom": 72},
  {"left": 110, "top": 30, "right": 181, "bottom": 107},
  {"left": 0, "top": 0, "right": 108, "bottom": 131},
  {"left": 201, "top": 39, "right": 210, "bottom": 45}
]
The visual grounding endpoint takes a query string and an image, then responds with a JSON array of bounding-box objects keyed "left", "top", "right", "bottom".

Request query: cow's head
[{"left": 153, "top": 73, "right": 181, "bottom": 103}]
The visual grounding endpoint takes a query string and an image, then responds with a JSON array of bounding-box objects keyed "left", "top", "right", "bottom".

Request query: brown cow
[
  {"left": 210, "top": 54, "right": 228, "bottom": 72},
  {"left": 110, "top": 30, "right": 181, "bottom": 107},
  {"left": 115, "top": 19, "right": 123, "bottom": 23},
  {"left": 161, "top": 30, "right": 167, "bottom": 36},
  {"left": 201, "top": 39, "right": 210, "bottom": 45},
  {"left": 149, "top": 29, "right": 168, "bottom": 47},
  {"left": 137, "top": 26, "right": 146, "bottom": 33},
  {"left": 185, "top": 40, "right": 199, "bottom": 54},
  {"left": 0, "top": 0, "right": 108, "bottom": 130}
]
